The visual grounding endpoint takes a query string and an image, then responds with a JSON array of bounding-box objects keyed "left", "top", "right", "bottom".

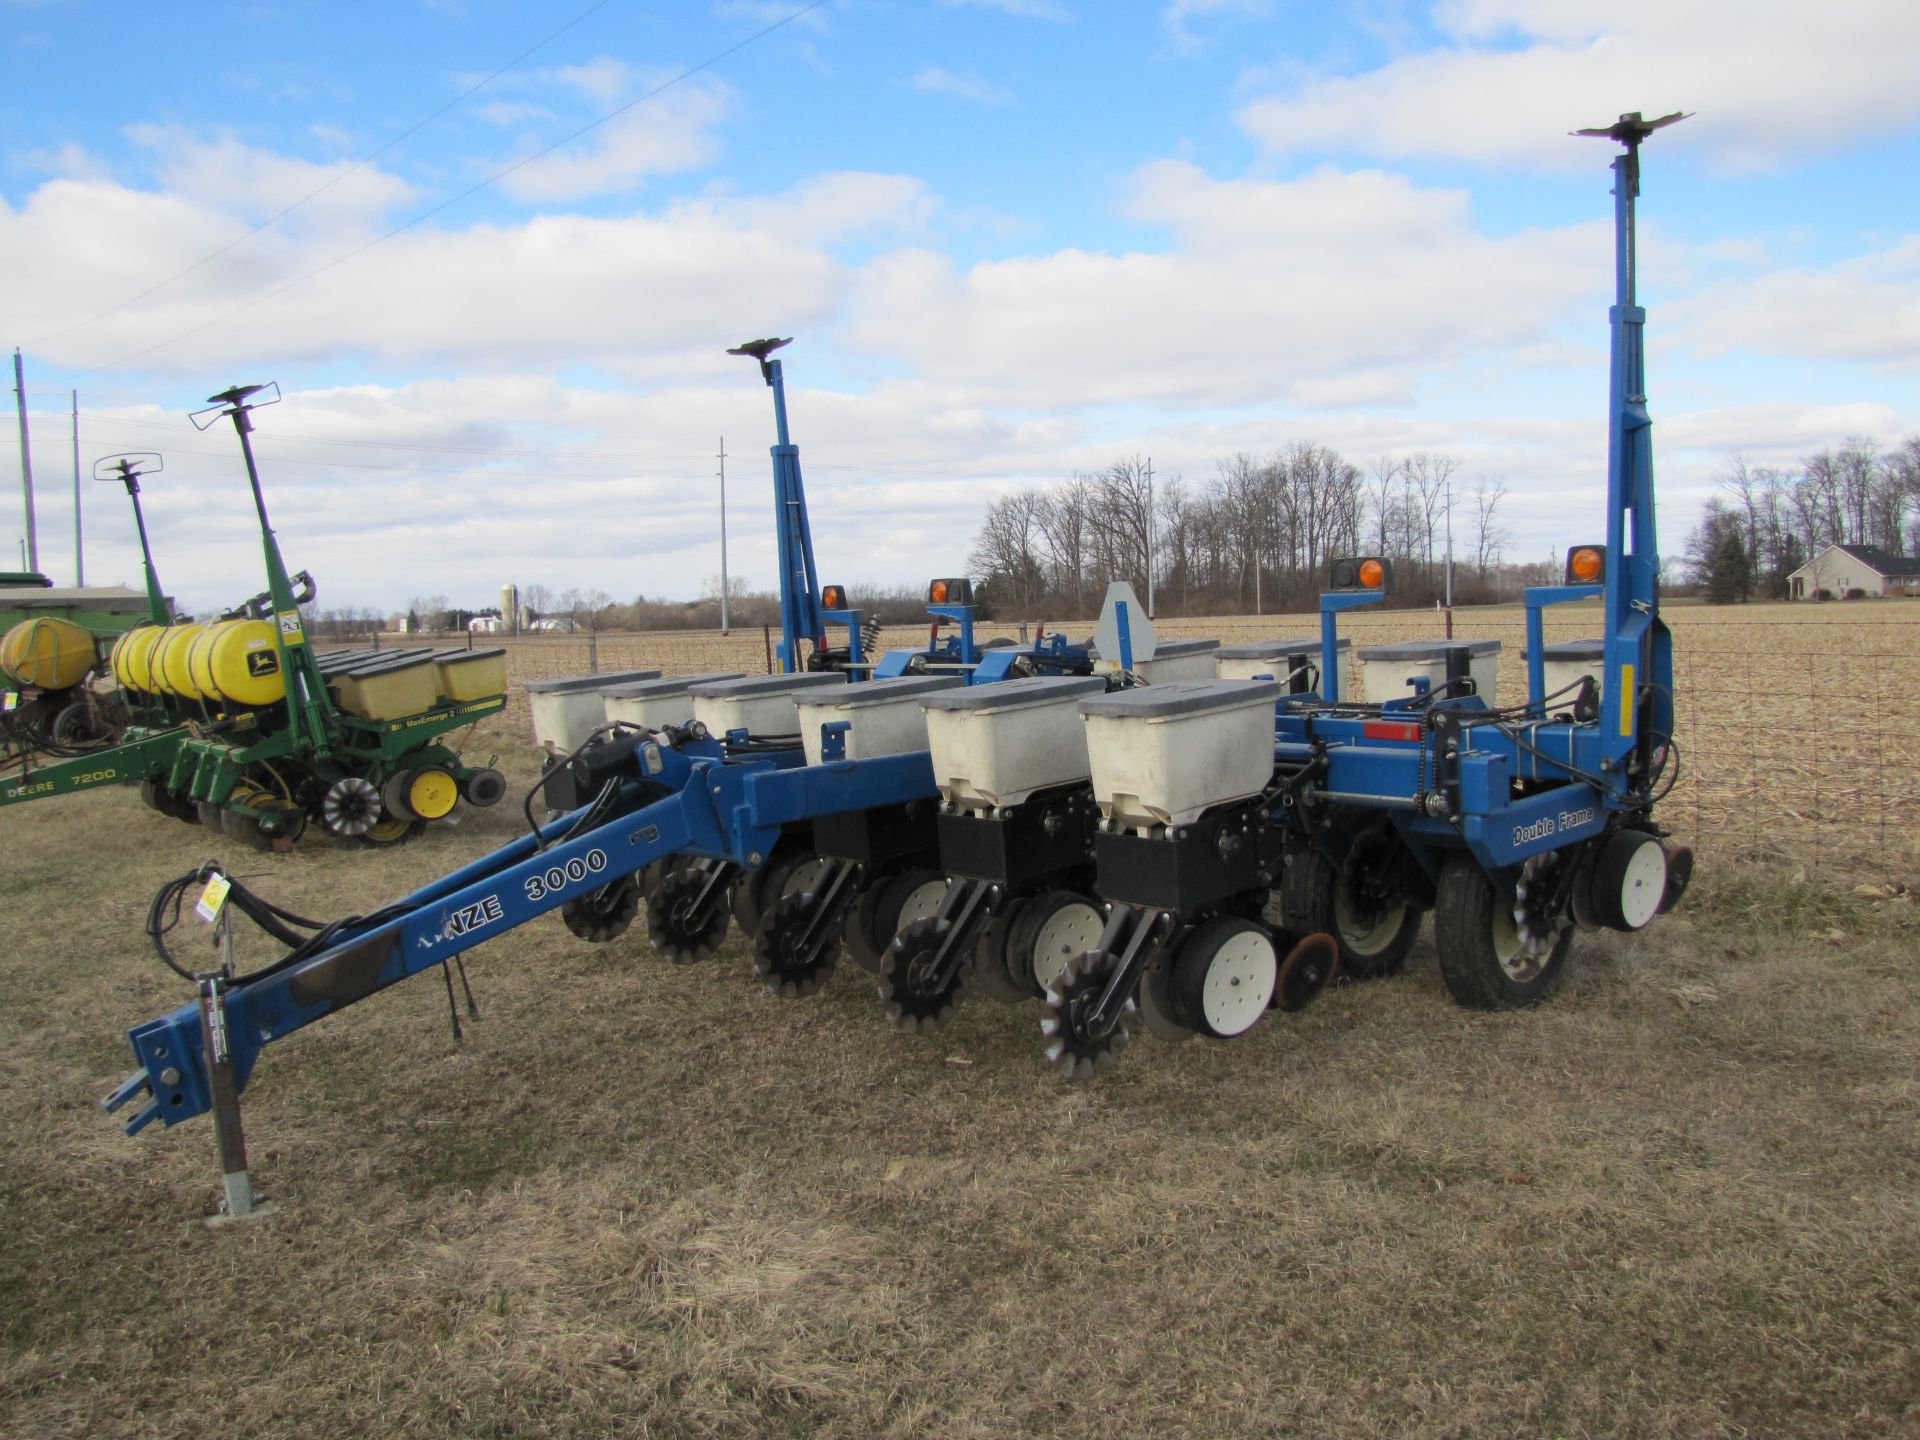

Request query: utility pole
[
  {"left": 717, "top": 436, "right": 730, "bottom": 635},
  {"left": 13, "top": 349, "right": 38, "bottom": 573},
  {"left": 71, "top": 390, "right": 82, "bottom": 585},
  {"left": 1443, "top": 471, "right": 1454, "bottom": 637},
  {"left": 1144, "top": 456, "right": 1155, "bottom": 618}
]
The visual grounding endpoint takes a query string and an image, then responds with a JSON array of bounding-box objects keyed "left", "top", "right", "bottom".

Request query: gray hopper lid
[
  {"left": 600, "top": 671, "right": 742, "bottom": 699},
  {"left": 688, "top": 672, "right": 848, "bottom": 699},
  {"left": 1526, "top": 639, "right": 1604, "bottom": 660},
  {"left": 1357, "top": 640, "right": 1501, "bottom": 660},
  {"left": 795, "top": 675, "right": 962, "bottom": 708},
  {"left": 524, "top": 669, "right": 661, "bottom": 694},
  {"left": 1215, "top": 636, "right": 1350, "bottom": 659},
  {"left": 436, "top": 646, "right": 505, "bottom": 662},
  {"left": 921, "top": 674, "right": 1107, "bottom": 714},
  {"left": 1079, "top": 678, "right": 1281, "bottom": 720}
]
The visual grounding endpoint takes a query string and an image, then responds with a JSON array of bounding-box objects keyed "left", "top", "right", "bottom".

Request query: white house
[{"left": 1785, "top": 543, "right": 1920, "bottom": 599}]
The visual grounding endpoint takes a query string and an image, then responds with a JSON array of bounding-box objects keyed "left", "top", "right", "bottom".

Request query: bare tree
[{"left": 1471, "top": 477, "right": 1509, "bottom": 579}]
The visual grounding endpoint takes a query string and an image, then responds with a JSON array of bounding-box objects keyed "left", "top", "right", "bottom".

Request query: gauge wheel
[
  {"left": 1280, "top": 843, "right": 1421, "bottom": 980},
  {"left": 1006, "top": 889, "right": 1105, "bottom": 996},
  {"left": 847, "top": 867, "right": 949, "bottom": 976},
  {"left": 1433, "top": 852, "right": 1574, "bottom": 1010},
  {"left": 731, "top": 846, "right": 822, "bottom": 935},
  {"left": 1166, "top": 917, "right": 1278, "bottom": 1039}
]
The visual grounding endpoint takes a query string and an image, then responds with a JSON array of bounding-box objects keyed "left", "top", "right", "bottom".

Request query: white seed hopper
[{"left": 1078, "top": 678, "right": 1281, "bottom": 830}]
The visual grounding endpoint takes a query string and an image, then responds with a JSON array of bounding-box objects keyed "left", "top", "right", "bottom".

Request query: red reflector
[{"left": 1362, "top": 721, "right": 1421, "bottom": 742}]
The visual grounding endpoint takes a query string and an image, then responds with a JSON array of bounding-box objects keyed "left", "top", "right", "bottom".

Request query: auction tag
[
  {"left": 1, "top": 691, "right": 15, "bottom": 712},
  {"left": 195, "top": 872, "right": 232, "bottom": 924}
]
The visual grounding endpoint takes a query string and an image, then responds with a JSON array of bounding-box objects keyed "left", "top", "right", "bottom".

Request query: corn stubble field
[{"left": 2, "top": 601, "right": 1916, "bottom": 1438}]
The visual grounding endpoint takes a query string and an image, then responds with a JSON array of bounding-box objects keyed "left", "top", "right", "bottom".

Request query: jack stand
[{"left": 200, "top": 908, "right": 275, "bottom": 1227}]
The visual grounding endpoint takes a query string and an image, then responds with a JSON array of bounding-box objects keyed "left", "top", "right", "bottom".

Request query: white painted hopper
[
  {"left": 795, "top": 675, "right": 961, "bottom": 765},
  {"left": 602, "top": 672, "right": 743, "bottom": 731},
  {"left": 689, "top": 672, "right": 848, "bottom": 739},
  {"left": 526, "top": 669, "right": 661, "bottom": 753},
  {"left": 1355, "top": 640, "right": 1500, "bottom": 705},
  {"left": 920, "top": 675, "right": 1107, "bottom": 810},
  {"left": 1078, "top": 679, "right": 1281, "bottom": 829}
]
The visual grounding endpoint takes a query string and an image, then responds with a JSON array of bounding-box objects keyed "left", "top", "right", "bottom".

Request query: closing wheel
[
  {"left": 647, "top": 862, "right": 731, "bottom": 964},
  {"left": 1167, "top": 918, "right": 1278, "bottom": 1038},
  {"left": 1007, "top": 889, "right": 1104, "bottom": 995},
  {"left": 320, "top": 775, "right": 382, "bottom": 838},
  {"left": 460, "top": 767, "right": 508, "bottom": 808},
  {"left": 847, "top": 867, "right": 947, "bottom": 976},
  {"left": 879, "top": 916, "right": 968, "bottom": 1031},
  {"left": 1434, "top": 852, "right": 1574, "bottom": 1010},
  {"left": 196, "top": 799, "right": 225, "bottom": 831},
  {"left": 753, "top": 889, "right": 841, "bottom": 998},
  {"left": 1279, "top": 842, "right": 1421, "bottom": 981},
  {"left": 1039, "top": 952, "right": 1133, "bottom": 1079},
  {"left": 1591, "top": 829, "right": 1668, "bottom": 932},
  {"left": 561, "top": 874, "right": 642, "bottom": 943}
]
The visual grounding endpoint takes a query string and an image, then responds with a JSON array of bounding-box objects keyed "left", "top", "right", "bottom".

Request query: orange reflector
[
  {"left": 1569, "top": 546, "right": 1604, "bottom": 583},
  {"left": 822, "top": 585, "right": 845, "bottom": 610},
  {"left": 1358, "top": 558, "right": 1385, "bottom": 590},
  {"left": 930, "top": 580, "right": 949, "bottom": 603},
  {"left": 1362, "top": 720, "right": 1421, "bottom": 742}
]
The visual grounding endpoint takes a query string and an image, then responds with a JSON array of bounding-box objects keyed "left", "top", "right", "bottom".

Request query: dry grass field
[{"left": 2, "top": 600, "right": 1916, "bottom": 1438}]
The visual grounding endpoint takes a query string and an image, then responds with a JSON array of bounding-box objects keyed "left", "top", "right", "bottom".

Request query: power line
[
  {"left": 52, "top": 1, "right": 830, "bottom": 383},
  {"left": 28, "top": 0, "right": 618, "bottom": 350}
]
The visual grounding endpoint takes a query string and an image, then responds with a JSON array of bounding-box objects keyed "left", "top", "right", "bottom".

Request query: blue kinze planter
[{"left": 106, "top": 114, "right": 1691, "bottom": 1164}]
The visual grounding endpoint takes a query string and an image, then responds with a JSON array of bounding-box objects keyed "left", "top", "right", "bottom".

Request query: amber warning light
[
  {"left": 1327, "top": 556, "right": 1393, "bottom": 594},
  {"left": 1565, "top": 545, "right": 1607, "bottom": 585}
]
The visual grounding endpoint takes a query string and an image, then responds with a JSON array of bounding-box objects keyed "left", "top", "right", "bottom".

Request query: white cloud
[
  {"left": 840, "top": 159, "right": 1605, "bottom": 411},
  {"left": 0, "top": 169, "right": 930, "bottom": 378},
  {"left": 938, "top": 0, "right": 1073, "bottom": 20},
  {"left": 1237, "top": 1, "right": 1920, "bottom": 169},
  {"left": 1671, "top": 237, "right": 1920, "bottom": 370},
  {"left": 493, "top": 75, "right": 736, "bottom": 202},
  {"left": 123, "top": 125, "right": 416, "bottom": 229},
  {"left": 909, "top": 66, "right": 1017, "bottom": 108},
  {"left": 1166, "top": 0, "right": 1268, "bottom": 55}
]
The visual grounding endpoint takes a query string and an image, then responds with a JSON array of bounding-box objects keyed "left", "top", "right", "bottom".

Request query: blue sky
[{"left": 4, "top": 0, "right": 1916, "bottom": 614}]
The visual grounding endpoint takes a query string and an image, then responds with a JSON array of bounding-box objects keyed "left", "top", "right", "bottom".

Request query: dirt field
[{"left": 1, "top": 601, "right": 1916, "bottom": 1437}]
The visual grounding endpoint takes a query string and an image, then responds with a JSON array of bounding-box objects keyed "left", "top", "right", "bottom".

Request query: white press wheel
[{"left": 1168, "top": 918, "right": 1278, "bottom": 1039}]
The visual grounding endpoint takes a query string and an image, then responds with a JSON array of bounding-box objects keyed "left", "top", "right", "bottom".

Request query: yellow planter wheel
[{"left": 408, "top": 768, "right": 459, "bottom": 820}]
